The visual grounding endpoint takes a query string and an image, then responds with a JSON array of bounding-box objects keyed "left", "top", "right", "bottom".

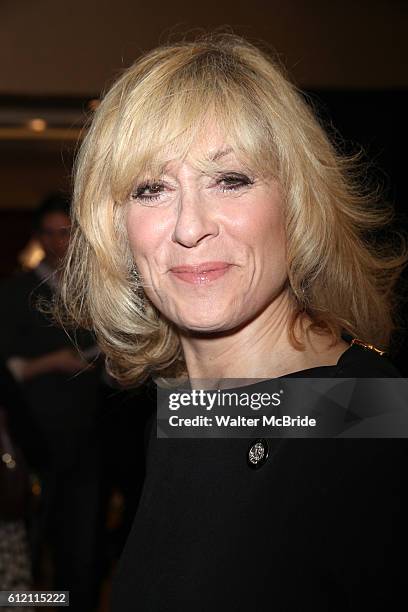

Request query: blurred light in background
[
  {"left": 27, "top": 118, "right": 47, "bottom": 132},
  {"left": 18, "top": 238, "right": 45, "bottom": 270}
]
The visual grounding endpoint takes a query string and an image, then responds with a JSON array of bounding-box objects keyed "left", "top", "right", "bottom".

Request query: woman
[{"left": 57, "top": 32, "right": 408, "bottom": 610}]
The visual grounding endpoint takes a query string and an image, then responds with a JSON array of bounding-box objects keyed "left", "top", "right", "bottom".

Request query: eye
[
  {"left": 216, "top": 172, "right": 254, "bottom": 193},
  {"left": 131, "top": 181, "right": 165, "bottom": 204},
  {"left": 130, "top": 173, "right": 254, "bottom": 204}
]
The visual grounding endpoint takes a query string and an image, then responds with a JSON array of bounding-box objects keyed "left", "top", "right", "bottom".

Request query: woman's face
[{"left": 126, "top": 125, "right": 288, "bottom": 334}]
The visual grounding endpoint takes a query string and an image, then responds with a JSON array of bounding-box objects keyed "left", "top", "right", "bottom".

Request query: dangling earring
[
  {"left": 131, "top": 264, "right": 145, "bottom": 290},
  {"left": 130, "top": 264, "right": 147, "bottom": 310}
]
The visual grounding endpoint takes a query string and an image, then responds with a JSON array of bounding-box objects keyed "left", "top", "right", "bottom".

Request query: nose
[{"left": 172, "top": 187, "right": 219, "bottom": 248}]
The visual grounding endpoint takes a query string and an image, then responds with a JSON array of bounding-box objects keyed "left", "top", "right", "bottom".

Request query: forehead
[
  {"left": 164, "top": 147, "right": 237, "bottom": 174},
  {"left": 186, "top": 121, "right": 230, "bottom": 156},
  {"left": 157, "top": 122, "right": 248, "bottom": 176},
  {"left": 40, "top": 211, "right": 70, "bottom": 228}
]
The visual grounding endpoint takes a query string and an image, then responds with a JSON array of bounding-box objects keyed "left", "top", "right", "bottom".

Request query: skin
[
  {"left": 36, "top": 211, "right": 71, "bottom": 269},
  {"left": 126, "top": 124, "right": 348, "bottom": 384}
]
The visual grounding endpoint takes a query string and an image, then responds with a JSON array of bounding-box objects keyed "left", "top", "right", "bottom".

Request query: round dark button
[{"left": 247, "top": 438, "right": 269, "bottom": 469}]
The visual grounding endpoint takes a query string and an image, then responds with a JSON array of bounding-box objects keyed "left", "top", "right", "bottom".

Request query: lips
[
  {"left": 169, "top": 261, "right": 232, "bottom": 284},
  {"left": 170, "top": 262, "right": 231, "bottom": 273}
]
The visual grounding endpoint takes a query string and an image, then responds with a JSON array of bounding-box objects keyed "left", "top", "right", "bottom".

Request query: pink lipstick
[{"left": 169, "top": 261, "right": 232, "bottom": 284}]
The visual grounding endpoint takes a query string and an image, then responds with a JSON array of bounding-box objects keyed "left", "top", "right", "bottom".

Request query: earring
[
  {"left": 130, "top": 264, "right": 141, "bottom": 281},
  {"left": 130, "top": 265, "right": 147, "bottom": 309}
]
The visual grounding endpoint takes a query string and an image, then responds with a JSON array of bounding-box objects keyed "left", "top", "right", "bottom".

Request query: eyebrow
[
  {"left": 158, "top": 146, "right": 235, "bottom": 176},
  {"left": 208, "top": 147, "right": 234, "bottom": 161}
]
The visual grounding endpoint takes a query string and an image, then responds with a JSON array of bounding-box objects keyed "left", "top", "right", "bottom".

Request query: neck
[{"left": 178, "top": 287, "right": 348, "bottom": 386}]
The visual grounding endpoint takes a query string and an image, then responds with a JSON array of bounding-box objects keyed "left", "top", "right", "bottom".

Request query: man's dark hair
[{"left": 33, "top": 193, "right": 71, "bottom": 232}]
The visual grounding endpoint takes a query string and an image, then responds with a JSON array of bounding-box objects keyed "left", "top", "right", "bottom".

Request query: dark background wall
[{"left": 1, "top": 0, "right": 407, "bottom": 94}]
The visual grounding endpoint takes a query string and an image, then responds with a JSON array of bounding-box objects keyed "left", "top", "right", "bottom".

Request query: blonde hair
[{"left": 55, "top": 30, "right": 407, "bottom": 386}]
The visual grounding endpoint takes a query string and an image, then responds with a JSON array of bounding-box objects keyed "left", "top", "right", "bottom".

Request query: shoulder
[{"left": 335, "top": 340, "right": 402, "bottom": 377}]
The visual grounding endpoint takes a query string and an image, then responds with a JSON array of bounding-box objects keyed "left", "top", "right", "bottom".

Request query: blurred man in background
[{"left": 0, "top": 193, "right": 103, "bottom": 612}]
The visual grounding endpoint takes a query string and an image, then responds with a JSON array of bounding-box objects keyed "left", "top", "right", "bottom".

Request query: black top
[
  {"left": 0, "top": 270, "right": 102, "bottom": 470},
  {"left": 0, "top": 360, "right": 48, "bottom": 469},
  {"left": 110, "top": 343, "right": 408, "bottom": 611}
]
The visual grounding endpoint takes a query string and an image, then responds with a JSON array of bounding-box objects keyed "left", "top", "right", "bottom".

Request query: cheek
[
  {"left": 126, "top": 208, "right": 149, "bottom": 251},
  {"left": 233, "top": 198, "right": 286, "bottom": 260},
  {"left": 125, "top": 210, "right": 164, "bottom": 270},
  {"left": 262, "top": 218, "right": 287, "bottom": 277},
  {"left": 40, "top": 237, "right": 52, "bottom": 252}
]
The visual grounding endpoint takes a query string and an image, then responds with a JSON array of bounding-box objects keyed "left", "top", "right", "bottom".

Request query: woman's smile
[{"left": 169, "top": 261, "right": 233, "bottom": 284}]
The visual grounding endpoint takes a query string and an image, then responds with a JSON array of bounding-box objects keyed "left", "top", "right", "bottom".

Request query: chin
[{"left": 176, "top": 315, "right": 239, "bottom": 335}]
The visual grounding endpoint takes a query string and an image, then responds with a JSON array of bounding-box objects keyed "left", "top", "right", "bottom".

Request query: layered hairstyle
[{"left": 55, "top": 31, "right": 407, "bottom": 386}]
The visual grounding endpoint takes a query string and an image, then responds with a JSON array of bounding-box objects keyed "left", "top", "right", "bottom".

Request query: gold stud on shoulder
[{"left": 350, "top": 338, "right": 386, "bottom": 356}]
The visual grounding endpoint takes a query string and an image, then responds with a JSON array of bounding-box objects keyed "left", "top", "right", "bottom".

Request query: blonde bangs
[{"left": 106, "top": 54, "right": 279, "bottom": 204}]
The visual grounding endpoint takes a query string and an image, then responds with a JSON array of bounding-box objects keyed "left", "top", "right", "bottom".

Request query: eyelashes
[
  {"left": 130, "top": 172, "right": 254, "bottom": 205},
  {"left": 132, "top": 182, "right": 164, "bottom": 202}
]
